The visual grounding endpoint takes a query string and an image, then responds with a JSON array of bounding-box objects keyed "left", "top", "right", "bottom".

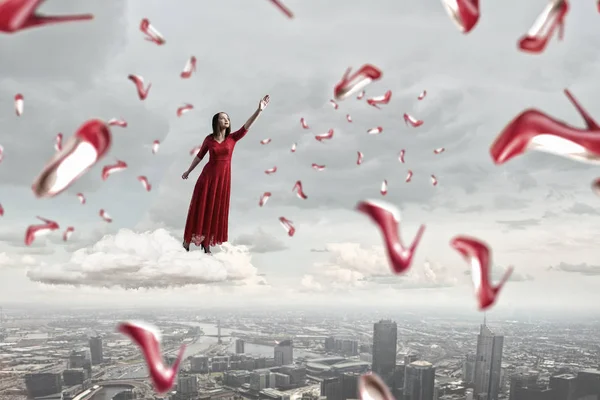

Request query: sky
[{"left": 0, "top": 0, "right": 600, "bottom": 314}]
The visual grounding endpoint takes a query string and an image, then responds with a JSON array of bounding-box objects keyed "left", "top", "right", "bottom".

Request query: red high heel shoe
[
  {"left": 0, "top": 0, "right": 93, "bottom": 34},
  {"left": 490, "top": 89, "right": 600, "bottom": 165},
  {"left": 440, "top": 0, "right": 480, "bottom": 34},
  {"left": 518, "top": 0, "right": 569, "bottom": 54},
  {"left": 450, "top": 236, "right": 513, "bottom": 311}
]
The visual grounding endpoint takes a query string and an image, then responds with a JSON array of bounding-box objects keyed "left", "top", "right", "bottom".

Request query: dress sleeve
[
  {"left": 195, "top": 136, "right": 210, "bottom": 161},
  {"left": 230, "top": 126, "right": 248, "bottom": 142}
]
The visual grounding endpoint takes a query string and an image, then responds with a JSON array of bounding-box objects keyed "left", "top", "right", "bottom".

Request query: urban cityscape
[{"left": 0, "top": 307, "right": 598, "bottom": 400}]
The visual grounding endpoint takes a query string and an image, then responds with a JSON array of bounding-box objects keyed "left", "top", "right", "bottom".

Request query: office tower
[
  {"left": 550, "top": 374, "right": 576, "bottom": 400},
  {"left": 250, "top": 370, "right": 271, "bottom": 390},
  {"left": 334, "top": 338, "right": 359, "bottom": 356},
  {"left": 576, "top": 369, "right": 600, "bottom": 399},
  {"left": 340, "top": 372, "right": 360, "bottom": 400},
  {"left": 274, "top": 340, "right": 293, "bottom": 366},
  {"left": 474, "top": 322, "right": 504, "bottom": 400},
  {"left": 372, "top": 320, "right": 398, "bottom": 386},
  {"left": 325, "top": 337, "right": 336, "bottom": 352},
  {"left": 89, "top": 336, "right": 103, "bottom": 365},
  {"left": 463, "top": 354, "right": 476, "bottom": 384},
  {"left": 509, "top": 372, "right": 539, "bottom": 400},
  {"left": 236, "top": 339, "right": 245, "bottom": 354},
  {"left": 177, "top": 375, "right": 198, "bottom": 395},
  {"left": 190, "top": 356, "right": 209, "bottom": 373},
  {"left": 68, "top": 350, "right": 88, "bottom": 369},
  {"left": 63, "top": 369, "right": 88, "bottom": 386},
  {"left": 25, "top": 373, "right": 62, "bottom": 398},
  {"left": 271, "top": 372, "right": 291, "bottom": 388},
  {"left": 510, "top": 386, "right": 553, "bottom": 400},
  {"left": 404, "top": 354, "right": 419, "bottom": 395},
  {"left": 404, "top": 361, "right": 436, "bottom": 400},
  {"left": 393, "top": 363, "right": 406, "bottom": 398},
  {"left": 321, "top": 377, "right": 341, "bottom": 400}
]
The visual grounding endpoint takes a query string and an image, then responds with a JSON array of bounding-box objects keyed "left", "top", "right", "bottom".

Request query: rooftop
[
  {"left": 330, "top": 361, "right": 370, "bottom": 370},
  {"left": 410, "top": 361, "right": 433, "bottom": 368}
]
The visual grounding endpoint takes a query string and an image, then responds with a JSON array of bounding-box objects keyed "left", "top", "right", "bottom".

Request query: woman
[{"left": 181, "top": 95, "right": 270, "bottom": 253}]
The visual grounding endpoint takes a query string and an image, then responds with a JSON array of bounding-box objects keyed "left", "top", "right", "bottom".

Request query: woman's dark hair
[{"left": 212, "top": 112, "right": 231, "bottom": 137}]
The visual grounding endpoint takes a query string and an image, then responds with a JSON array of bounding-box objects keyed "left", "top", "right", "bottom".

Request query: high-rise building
[
  {"left": 372, "top": 320, "right": 398, "bottom": 386},
  {"left": 393, "top": 362, "right": 406, "bottom": 398},
  {"left": 68, "top": 350, "right": 90, "bottom": 370},
  {"left": 509, "top": 372, "right": 539, "bottom": 400},
  {"left": 340, "top": 372, "right": 360, "bottom": 400},
  {"left": 25, "top": 373, "right": 62, "bottom": 398},
  {"left": 190, "top": 356, "right": 209, "bottom": 373},
  {"left": 549, "top": 374, "right": 576, "bottom": 400},
  {"left": 89, "top": 336, "right": 103, "bottom": 365},
  {"left": 404, "top": 361, "right": 435, "bottom": 400},
  {"left": 404, "top": 354, "right": 419, "bottom": 392},
  {"left": 63, "top": 369, "right": 88, "bottom": 386},
  {"left": 575, "top": 369, "right": 600, "bottom": 399},
  {"left": 474, "top": 322, "right": 504, "bottom": 400},
  {"left": 321, "top": 377, "right": 341, "bottom": 400},
  {"left": 463, "top": 354, "right": 476, "bottom": 384},
  {"left": 274, "top": 340, "right": 293, "bottom": 366},
  {"left": 177, "top": 375, "right": 198, "bottom": 395},
  {"left": 236, "top": 339, "right": 245, "bottom": 354},
  {"left": 250, "top": 369, "right": 271, "bottom": 390}
]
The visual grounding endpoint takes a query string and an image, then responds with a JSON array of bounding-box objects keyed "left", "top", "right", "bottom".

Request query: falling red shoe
[
  {"left": 490, "top": 89, "right": 600, "bottom": 165},
  {"left": 31, "top": 119, "right": 111, "bottom": 198},
  {"left": 128, "top": 74, "right": 152, "bottom": 100},
  {"left": 25, "top": 216, "right": 59, "bottom": 245},
  {"left": 358, "top": 373, "right": 395, "bottom": 400},
  {"left": 518, "top": 0, "right": 569, "bottom": 54},
  {"left": 279, "top": 217, "right": 295, "bottom": 236},
  {"left": 333, "top": 64, "right": 382, "bottom": 101},
  {"left": 268, "top": 0, "right": 294, "bottom": 18},
  {"left": 118, "top": 321, "right": 185, "bottom": 394},
  {"left": 440, "top": 0, "right": 480, "bottom": 34},
  {"left": 0, "top": 0, "right": 93, "bottom": 33},
  {"left": 355, "top": 200, "right": 425, "bottom": 275},
  {"left": 450, "top": 236, "right": 513, "bottom": 310}
]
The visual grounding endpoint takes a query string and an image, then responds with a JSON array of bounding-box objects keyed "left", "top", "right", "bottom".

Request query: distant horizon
[{"left": 1, "top": 301, "right": 598, "bottom": 323}]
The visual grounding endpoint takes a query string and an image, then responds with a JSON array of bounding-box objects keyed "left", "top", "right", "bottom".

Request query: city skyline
[
  {"left": 3, "top": 309, "right": 599, "bottom": 400},
  {"left": 1, "top": 0, "right": 600, "bottom": 311}
]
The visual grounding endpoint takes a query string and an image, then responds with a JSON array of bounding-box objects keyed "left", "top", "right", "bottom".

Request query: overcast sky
[{"left": 0, "top": 0, "right": 599, "bottom": 315}]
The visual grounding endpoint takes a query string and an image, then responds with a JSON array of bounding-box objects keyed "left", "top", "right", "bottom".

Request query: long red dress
[{"left": 184, "top": 126, "right": 248, "bottom": 247}]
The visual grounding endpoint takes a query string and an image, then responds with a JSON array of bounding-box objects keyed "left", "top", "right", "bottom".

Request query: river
[
  {"left": 103, "top": 322, "right": 323, "bottom": 382},
  {"left": 182, "top": 322, "right": 322, "bottom": 359},
  {"left": 90, "top": 386, "right": 131, "bottom": 400}
]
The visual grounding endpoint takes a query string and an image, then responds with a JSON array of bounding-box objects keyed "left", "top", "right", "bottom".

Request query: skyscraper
[
  {"left": 274, "top": 340, "right": 293, "bottom": 366},
  {"left": 89, "top": 336, "right": 103, "bottom": 365},
  {"left": 404, "top": 361, "right": 436, "bottom": 400},
  {"left": 372, "top": 320, "right": 398, "bottom": 386},
  {"left": 236, "top": 339, "right": 245, "bottom": 354},
  {"left": 463, "top": 354, "right": 476, "bottom": 384},
  {"left": 474, "top": 322, "right": 504, "bottom": 400}
]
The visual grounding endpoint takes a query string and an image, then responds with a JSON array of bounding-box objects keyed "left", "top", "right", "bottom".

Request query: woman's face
[{"left": 218, "top": 113, "right": 230, "bottom": 129}]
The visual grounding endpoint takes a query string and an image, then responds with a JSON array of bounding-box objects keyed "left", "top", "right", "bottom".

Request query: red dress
[{"left": 184, "top": 126, "right": 248, "bottom": 247}]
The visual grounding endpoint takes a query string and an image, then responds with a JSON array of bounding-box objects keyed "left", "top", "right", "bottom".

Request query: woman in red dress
[{"left": 181, "top": 95, "right": 270, "bottom": 254}]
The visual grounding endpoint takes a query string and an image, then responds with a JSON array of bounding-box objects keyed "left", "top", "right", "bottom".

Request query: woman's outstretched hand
[
  {"left": 258, "top": 95, "right": 270, "bottom": 112},
  {"left": 182, "top": 171, "right": 190, "bottom": 180}
]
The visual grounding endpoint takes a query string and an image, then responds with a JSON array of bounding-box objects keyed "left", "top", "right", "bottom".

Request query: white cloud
[
  {"left": 300, "top": 243, "right": 459, "bottom": 292},
  {"left": 26, "top": 229, "right": 266, "bottom": 289}
]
